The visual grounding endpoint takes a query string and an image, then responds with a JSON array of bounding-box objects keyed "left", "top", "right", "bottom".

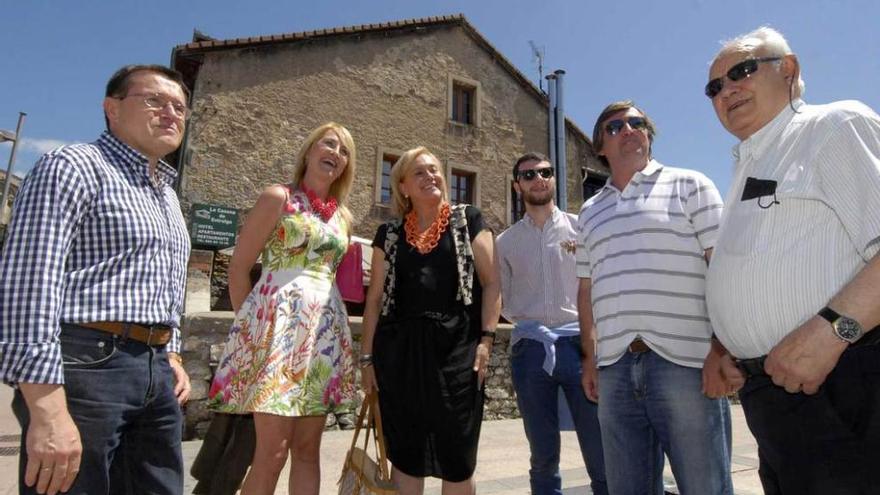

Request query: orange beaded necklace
[{"left": 404, "top": 202, "right": 451, "bottom": 254}]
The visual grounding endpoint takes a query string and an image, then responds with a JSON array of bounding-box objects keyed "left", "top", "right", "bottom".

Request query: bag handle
[
  {"left": 369, "top": 392, "right": 391, "bottom": 479},
  {"left": 346, "top": 391, "right": 393, "bottom": 481},
  {"left": 347, "top": 392, "right": 372, "bottom": 454}
]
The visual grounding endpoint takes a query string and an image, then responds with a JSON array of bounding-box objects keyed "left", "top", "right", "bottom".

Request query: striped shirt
[
  {"left": 707, "top": 100, "right": 880, "bottom": 359},
  {"left": 576, "top": 160, "right": 723, "bottom": 368},
  {"left": 0, "top": 131, "right": 191, "bottom": 385},
  {"left": 497, "top": 207, "right": 579, "bottom": 327}
]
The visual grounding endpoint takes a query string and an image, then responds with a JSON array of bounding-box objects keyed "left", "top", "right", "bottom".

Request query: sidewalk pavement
[{"left": 0, "top": 385, "right": 764, "bottom": 494}]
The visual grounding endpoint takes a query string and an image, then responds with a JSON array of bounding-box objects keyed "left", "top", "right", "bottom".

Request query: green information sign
[{"left": 191, "top": 203, "right": 238, "bottom": 248}]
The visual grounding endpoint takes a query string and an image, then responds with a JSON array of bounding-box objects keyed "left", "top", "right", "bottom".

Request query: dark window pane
[
  {"left": 511, "top": 180, "right": 524, "bottom": 222},
  {"left": 450, "top": 170, "right": 474, "bottom": 204},
  {"left": 583, "top": 173, "right": 606, "bottom": 201},
  {"left": 381, "top": 155, "right": 398, "bottom": 204},
  {"left": 452, "top": 83, "right": 475, "bottom": 125}
]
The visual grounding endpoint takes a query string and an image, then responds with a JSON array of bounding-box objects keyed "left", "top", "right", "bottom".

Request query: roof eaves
[{"left": 174, "top": 13, "right": 471, "bottom": 54}]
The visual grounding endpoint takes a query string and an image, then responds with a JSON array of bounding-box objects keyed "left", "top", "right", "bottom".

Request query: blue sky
[{"left": 2, "top": 0, "right": 878, "bottom": 195}]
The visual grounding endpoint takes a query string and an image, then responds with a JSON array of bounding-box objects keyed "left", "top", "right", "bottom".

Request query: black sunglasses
[
  {"left": 518, "top": 167, "right": 555, "bottom": 181},
  {"left": 705, "top": 57, "right": 782, "bottom": 98},
  {"left": 604, "top": 117, "right": 648, "bottom": 136}
]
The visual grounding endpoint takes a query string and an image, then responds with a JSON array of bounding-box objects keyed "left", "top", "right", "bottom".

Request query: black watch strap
[
  {"left": 818, "top": 306, "right": 865, "bottom": 344},
  {"left": 818, "top": 306, "right": 841, "bottom": 324}
]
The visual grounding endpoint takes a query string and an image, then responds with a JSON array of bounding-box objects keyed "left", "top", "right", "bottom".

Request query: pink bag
[{"left": 336, "top": 242, "right": 365, "bottom": 303}]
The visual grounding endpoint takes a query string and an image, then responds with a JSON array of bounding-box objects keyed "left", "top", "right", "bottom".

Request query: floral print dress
[{"left": 209, "top": 188, "right": 356, "bottom": 416}]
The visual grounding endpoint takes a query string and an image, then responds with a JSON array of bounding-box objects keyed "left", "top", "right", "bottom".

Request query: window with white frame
[
  {"left": 450, "top": 170, "right": 474, "bottom": 204},
  {"left": 448, "top": 75, "right": 481, "bottom": 127},
  {"left": 447, "top": 162, "right": 480, "bottom": 206},
  {"left": 374, "top": 149, "right": 402, "bottom": 206}
]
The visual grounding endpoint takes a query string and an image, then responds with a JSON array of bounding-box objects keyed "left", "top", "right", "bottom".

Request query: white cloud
[
  {"left": 20, "top": 138, "right": 76, "bottom": 155},
  {"left": 0, "top": 138, "right": 78, "bottom": 178}
]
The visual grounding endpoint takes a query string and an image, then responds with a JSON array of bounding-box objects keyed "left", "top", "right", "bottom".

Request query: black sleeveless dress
[{"left": 371, "top": 206, "right": 486, "bottom": 482}]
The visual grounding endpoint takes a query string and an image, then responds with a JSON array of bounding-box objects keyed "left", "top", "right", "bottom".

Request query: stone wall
[
  {"left": 178, "top": 23, "right": 605, "bottom": 242},
  {"left": 180, "top": 313, "right": 518, "bottom": 439}
]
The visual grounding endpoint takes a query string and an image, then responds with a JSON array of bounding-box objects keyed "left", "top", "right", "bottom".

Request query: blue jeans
[
  {"left": 597, "top": 350, "right": 732, "bottom": 495},
  {"left": 511, "top": 336, "right": 607, "bottom": 495},
  {"left": 12, "top": 324, "right": 183, "bottom": 495}
]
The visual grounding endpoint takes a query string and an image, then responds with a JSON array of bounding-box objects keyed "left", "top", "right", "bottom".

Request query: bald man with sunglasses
[
  {"left": 705, "top": 27, "right": 880, "bottom": 494},
  {"left": 576, "top": 101, "right": 733, "bottom": 495}
]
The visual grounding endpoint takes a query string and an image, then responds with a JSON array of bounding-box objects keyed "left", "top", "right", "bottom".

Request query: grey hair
[{"left": 713, "top": 26, "right": 805, "bottom": 97}]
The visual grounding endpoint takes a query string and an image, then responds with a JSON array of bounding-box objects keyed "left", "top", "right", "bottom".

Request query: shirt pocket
[{"left": 720, "top": 170, "right": 814, "bottom": 256}]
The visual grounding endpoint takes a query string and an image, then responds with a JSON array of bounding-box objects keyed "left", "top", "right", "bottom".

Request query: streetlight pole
[{"left": 1, "top": 112, "right": 26, "bottom": 225}]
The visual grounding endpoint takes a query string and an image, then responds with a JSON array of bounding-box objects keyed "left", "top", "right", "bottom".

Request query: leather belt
[
  {"left": 628, "top": 338, "right": 651, "bottom": 353},
  {"left": 735, "top": 356, "right": 767, "bottom": 379},
  {"left": 77, "top": 321, "right": 172, "bottom": 346},
  {"left": 735, "top": 330, "right": 880, "bottom": 380}
]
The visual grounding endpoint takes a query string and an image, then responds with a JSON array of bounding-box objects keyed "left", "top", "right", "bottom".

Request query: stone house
[
  {"left": 171, "top": 13, "right": 608, "bottom": 243},
  {"left": 169, "top": 14, "right": 610, "bottom": 437}
]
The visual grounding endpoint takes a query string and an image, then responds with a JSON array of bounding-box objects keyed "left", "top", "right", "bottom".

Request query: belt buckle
[
  {"left": 144, "top": 324, "right": 167, "bottom": 346},
  {"left": 628, "top": 338, "right": 649, "bottom": 353}
]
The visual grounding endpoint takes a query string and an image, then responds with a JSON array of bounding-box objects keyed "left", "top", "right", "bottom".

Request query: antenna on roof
[{"left": 529, "top": 40, "right": 546, "bottom": 94}]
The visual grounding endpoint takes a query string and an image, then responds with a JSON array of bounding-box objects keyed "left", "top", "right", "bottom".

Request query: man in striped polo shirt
[
  {"left": 705, "top": 27, "right": 880, "bottom": 493},
  {"left": 576, "top": 101, "right": 733, "bottom": 495}
]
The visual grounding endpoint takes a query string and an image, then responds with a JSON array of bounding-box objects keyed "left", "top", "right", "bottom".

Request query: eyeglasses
[
  {"left": 704, "top": 57, "right": 782, "bottom": 99},
  {"left": 604, "top": 117, "right": 648, "bottom": 136},
  {"left": 119, "top": 93, "right": 190, "bottom": 118},
  {"left": 518, "top": 167, "right": 555, "bottom": 181}
]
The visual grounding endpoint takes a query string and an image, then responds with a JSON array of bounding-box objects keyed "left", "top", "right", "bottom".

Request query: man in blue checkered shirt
[{"left": 0, "top": 65, "right": 192, "bottom": 495}]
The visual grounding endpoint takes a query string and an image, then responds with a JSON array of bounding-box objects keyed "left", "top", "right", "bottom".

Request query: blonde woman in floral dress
[{"left": 208, "top": 122, "right": 357, "bottom": 494}]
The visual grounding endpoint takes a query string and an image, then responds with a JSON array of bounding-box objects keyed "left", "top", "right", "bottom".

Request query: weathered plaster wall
[{"left": 180, "top": 25, "right": 602, "bottom": 236}]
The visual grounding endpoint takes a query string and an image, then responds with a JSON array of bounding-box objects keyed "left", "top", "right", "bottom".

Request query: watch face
[{"left": 835, "top": 317, "right": 862, "bottom": 341}]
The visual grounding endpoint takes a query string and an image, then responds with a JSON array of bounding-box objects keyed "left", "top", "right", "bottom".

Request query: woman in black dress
[{"left": 360, "top": 146, "right": 501, "bottom": 495}]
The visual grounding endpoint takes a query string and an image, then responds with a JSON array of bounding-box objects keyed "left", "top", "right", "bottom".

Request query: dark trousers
[
  {"left": 739, "top": 344, "right": 880, "bottom": 495},
  {"left": 13, "top": 324, "right": 183, "bottom": 495}
]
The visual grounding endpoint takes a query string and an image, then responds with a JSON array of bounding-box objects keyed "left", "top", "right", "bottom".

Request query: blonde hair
[
  {"left": 290, "top": 122, "right": 357, "bottom": 230},
  {"left": 389, "top": 147, "right": 448, "bottom": 218}
]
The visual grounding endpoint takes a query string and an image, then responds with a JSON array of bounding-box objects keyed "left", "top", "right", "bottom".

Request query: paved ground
[{"left": 0, "top": 385, "right": 764, "bottom": 494}]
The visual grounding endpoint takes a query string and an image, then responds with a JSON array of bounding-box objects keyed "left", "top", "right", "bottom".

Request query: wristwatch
[{"left": 818, "top": 307, "right": 864, "bottom": 344}]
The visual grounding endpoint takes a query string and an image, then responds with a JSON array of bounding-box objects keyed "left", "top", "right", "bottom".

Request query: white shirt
[
  {"left": 497, "top": 207, "right": 579, "bottom": 327},
  {"left": 706, "top": 100, "right": 880, "bottom": 358},
  {"left": 576, "top": 160, "right": 723, "bottom": 368}
]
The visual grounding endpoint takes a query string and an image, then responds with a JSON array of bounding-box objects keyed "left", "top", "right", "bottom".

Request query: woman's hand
[
  {"left": 361, "top": 364, "right": 379, "bottom": 393},
  {"left": 473, "top": 340, "right": 492, "bottom": 389}
]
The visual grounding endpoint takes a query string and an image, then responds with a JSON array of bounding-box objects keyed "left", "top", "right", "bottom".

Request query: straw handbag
[{"left": 338, "top": 392, "right": 397, "bottom": 495}]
